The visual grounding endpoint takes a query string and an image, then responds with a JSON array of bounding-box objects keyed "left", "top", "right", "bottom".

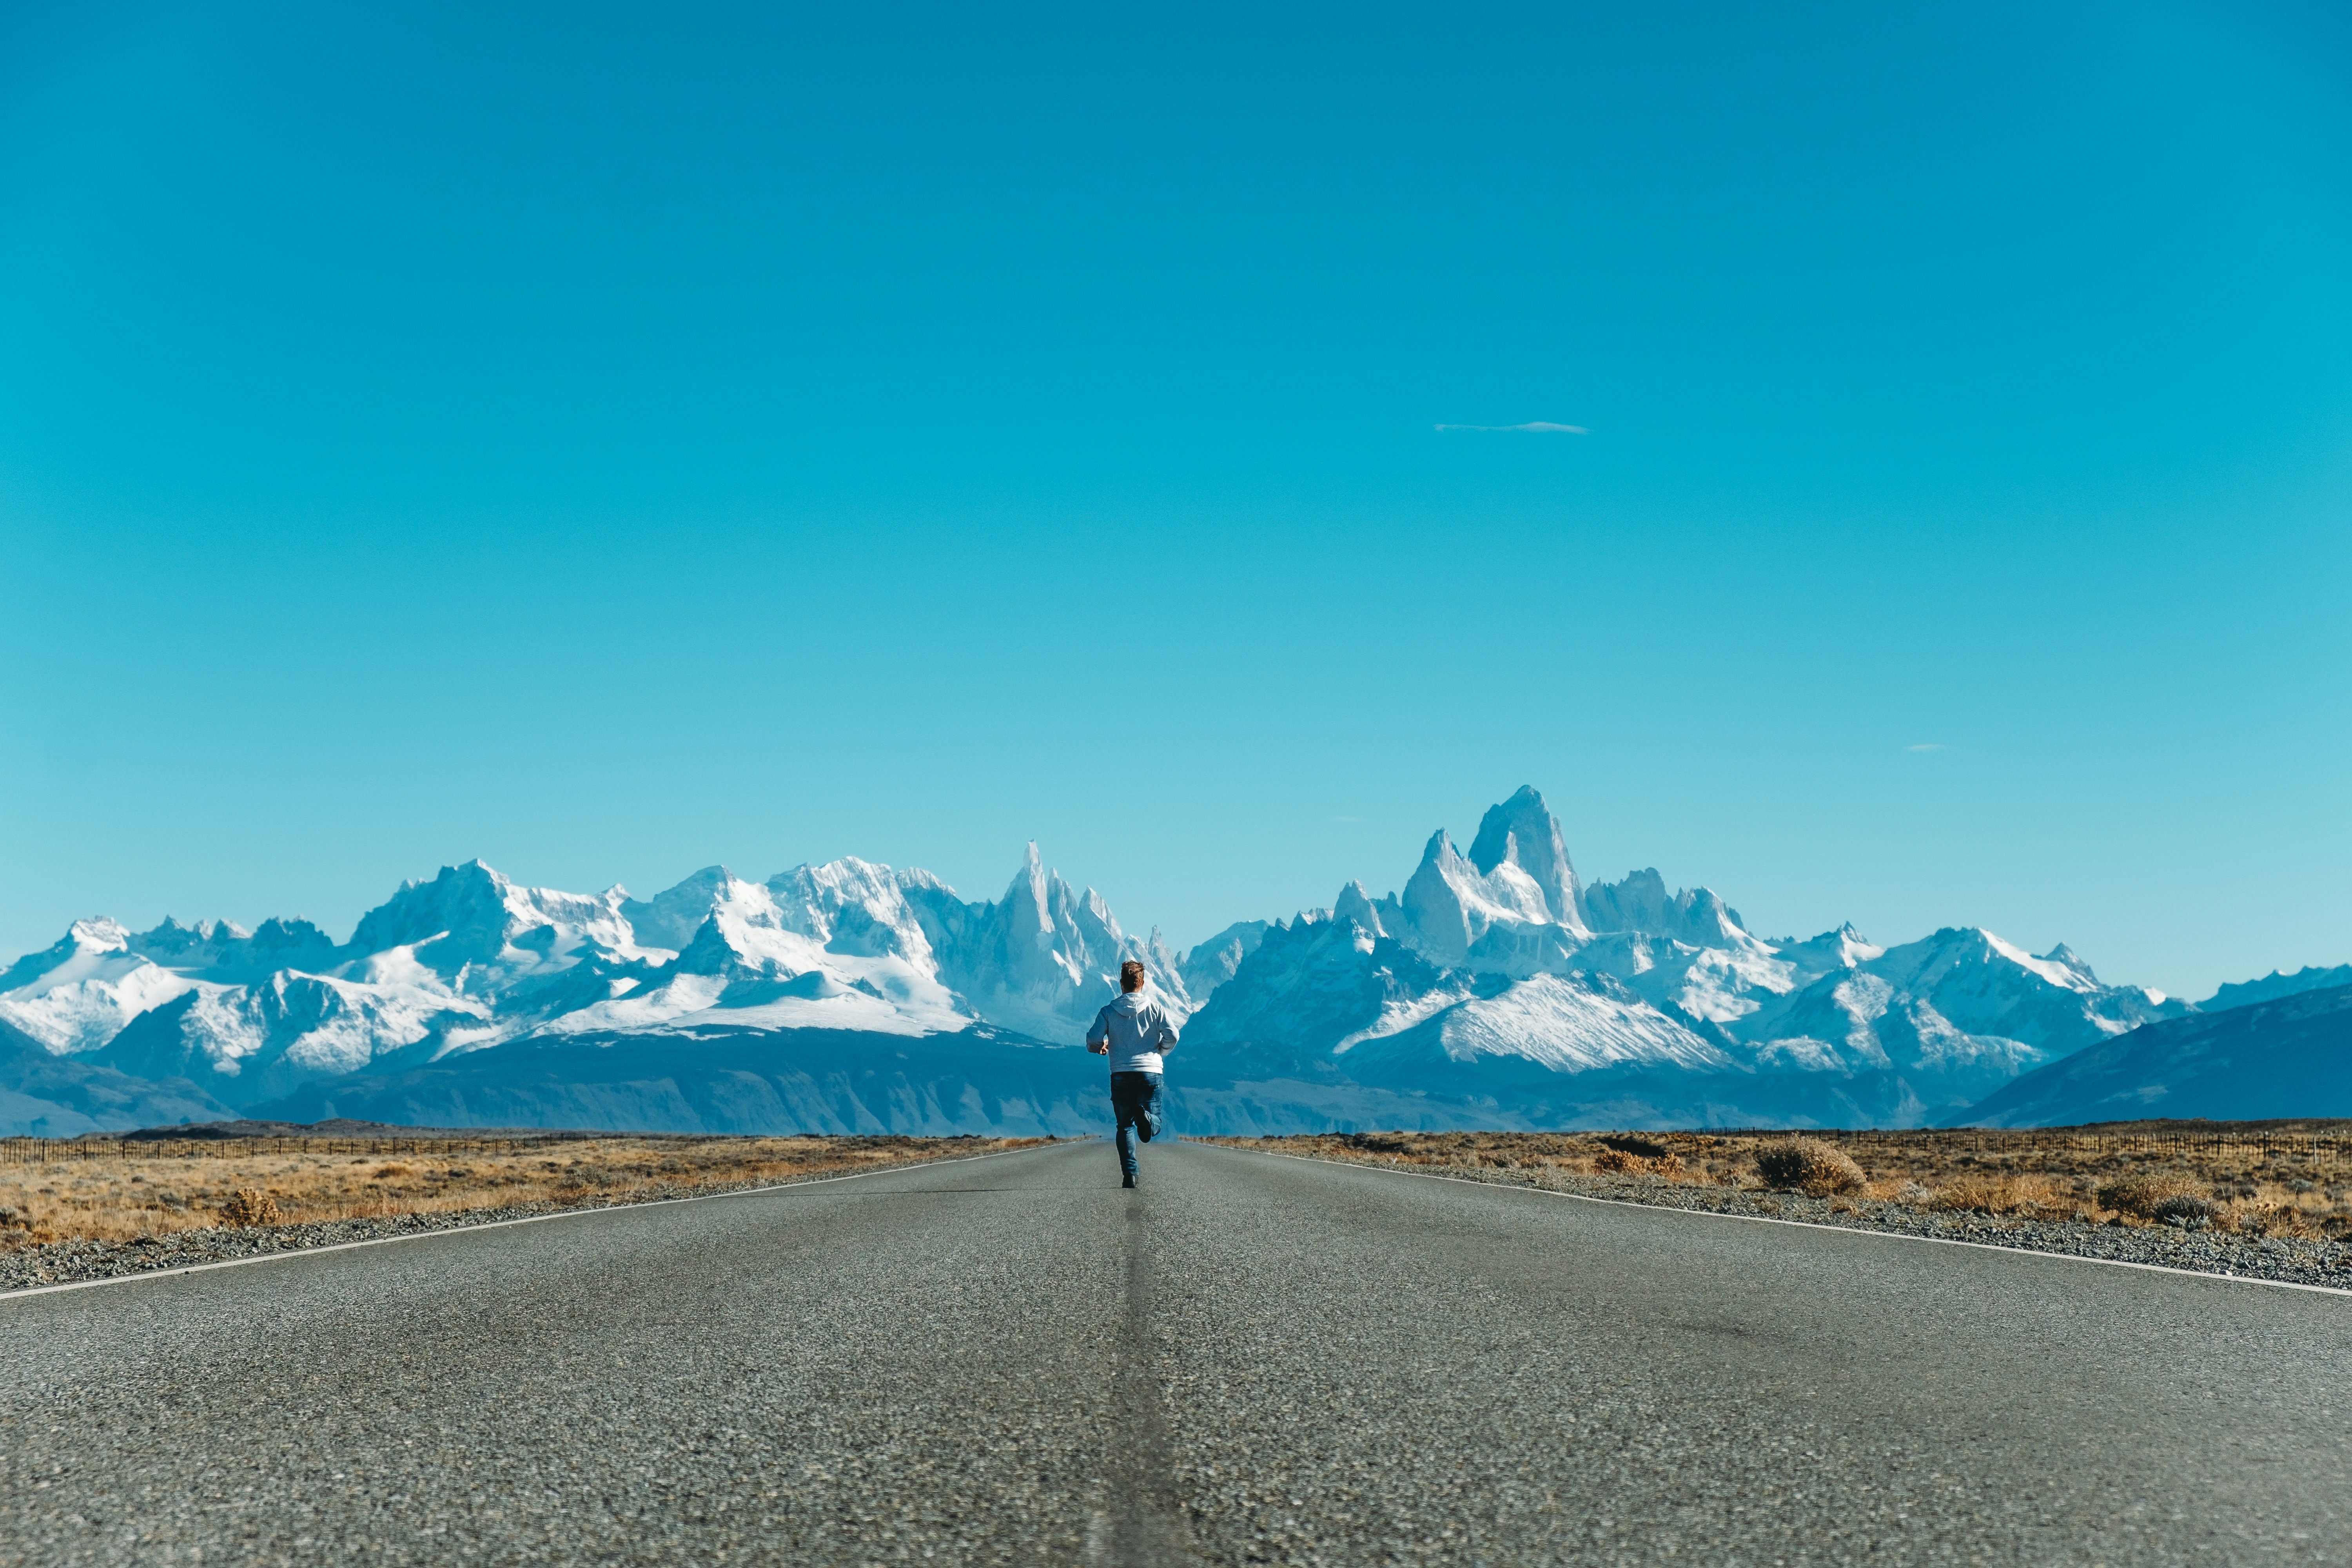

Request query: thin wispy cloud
[
  {"left": 1906, "top": 743, "right": 1947, "bottom": 752},
  {"left": 1434, "top": 421, "right": 1588, "bottom": 434}
]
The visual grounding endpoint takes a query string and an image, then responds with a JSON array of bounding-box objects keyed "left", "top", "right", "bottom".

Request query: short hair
[{"left": 1120, "top": 960, "right": 1147, "bottom": 992}]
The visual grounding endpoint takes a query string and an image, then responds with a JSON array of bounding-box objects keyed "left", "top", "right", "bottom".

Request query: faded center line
[{"left": 1105, "top": 1191, "right": 1196, "bottom": 1568}]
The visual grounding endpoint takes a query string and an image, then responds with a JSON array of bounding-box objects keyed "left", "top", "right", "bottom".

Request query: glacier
[{"left": 0, "top": 785, "right": 2331, "bottom": 1135}]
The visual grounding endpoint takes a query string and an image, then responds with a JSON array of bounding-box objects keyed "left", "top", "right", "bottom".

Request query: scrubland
[
  {"left": 1216, "top": 1125, "right": 2352, "bottom": 1240},
  {"left": 0, "top": 1134, "right": 1042, "bottom": 1249}
]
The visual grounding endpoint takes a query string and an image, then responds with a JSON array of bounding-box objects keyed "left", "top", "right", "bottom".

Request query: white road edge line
[
  {"left": 0, "top": 1141, "right": 1063, "bottom": 1306},
  {"left": 1215, "top": 1143, "right": 2352, "bottom": 1301}
]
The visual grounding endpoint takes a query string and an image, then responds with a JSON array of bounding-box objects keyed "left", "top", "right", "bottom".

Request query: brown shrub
[
  {"left": 1593, "top": 1148, "right": 1686, "bottom": 1178},
  {"left": 2096, "top": 1173, "right": 2203, "bottom": 1219},
  {"left": 2240, "top": 1205, "right": 2311, "bottom": 1238},
  {"left": 218, "top": 1189, "right": 283, "bottom": 1228},
  {"left": 2151, "top": 1194, "right": 2218, "bottom": 1229},
  {"left": 1755, "top": 1139, "right": 1866, "bottom": 1196},
  {"left": 1597, "top": 1134, "right": 1673, "bottom": 1159},
  {"left": 1935, "top": 1178, "right": 2027, "bottom": 1215},
  {"left": 1935, "top": 1180, "right": 2004, "bottom": 1214}
]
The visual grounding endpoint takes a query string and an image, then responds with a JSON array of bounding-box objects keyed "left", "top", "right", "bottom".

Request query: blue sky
[{"left": 2, "top": 2, "right": 2347, "bottom": 998}]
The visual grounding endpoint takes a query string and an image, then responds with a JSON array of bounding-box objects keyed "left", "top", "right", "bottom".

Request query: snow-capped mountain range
[
  {"left": 3, "top": 845, "right": 1181, "bottom": 1105},
  {"left": 2, "top": 787, "right": 2341, "bottom": 1135}
]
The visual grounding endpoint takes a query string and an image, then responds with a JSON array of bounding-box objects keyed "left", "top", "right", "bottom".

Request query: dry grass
[
  {"left": 2094, "top": 1172, "right": 2204, "bottom": 1219},
  {"left": 1593, "top": 1147, "right": 1683, "bottom": 1176},
  {"left": 1754, "top": 1139, "right": 1865, "bottom": 1196},
  {"left": 1927, "top": 1174, "right": 2081, "bottom": 1220},
  {"left": 1205, "top": 1125, "right": 2352, "bottom": 1235},
  {"left": 0, "top": 1135, "right": 1045, "bottom": 1249}
]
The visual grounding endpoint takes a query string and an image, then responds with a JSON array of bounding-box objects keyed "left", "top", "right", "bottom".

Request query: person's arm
[
  {"left": 1154, "top": 1009, "right": 1179, "bottom": 1057},
  {"left": 1086, "top": 1007, "right": 1112, "bottom": 1055}
]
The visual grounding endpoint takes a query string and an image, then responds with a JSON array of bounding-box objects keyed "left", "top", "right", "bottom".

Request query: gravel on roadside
[
  {"left": 1258, "top": 1145, "right": 2352, "bottom": 1291},
  {"left": 0, "top": 1149, "right": 1004, "bottom": 1294}
]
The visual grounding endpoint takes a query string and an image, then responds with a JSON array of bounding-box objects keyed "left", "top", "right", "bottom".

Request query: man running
[{"left": 1086, "top": 959, "right": 1179, "bottom": 1188}]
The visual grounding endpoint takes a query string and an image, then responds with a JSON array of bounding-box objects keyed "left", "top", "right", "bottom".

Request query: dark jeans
[{"left": 1111, "top": 1071, "right": 1163, "bottom": 1182}]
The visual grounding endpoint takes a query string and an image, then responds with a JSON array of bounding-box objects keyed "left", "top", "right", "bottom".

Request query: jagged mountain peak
[
  {"left": 348, "top": 860, "right": 515, "bottom": 956},
  {"left": 67, "top": 916, "right": 132, "bottom": 951},
  {"left": 1580, "top": 869, "right": 1751, "bottom": 947},
  {"left": 1332, "top": 880, "right": 1388, "bottom": 938},
  {"left": 2038, "top": 942, "right": 2098, "bottom": 985},
  {"left": 135, "top": 915, "right": 248, "bottom": 949},
  {"left": 763, "top": 857, "right": 936, "bottom": 965},
  {"left": 9, "top": 789, "right": 2310, "bottom": 1137},
  {"left": 619, "top": 865, "right": 742, "bottom": 951},
  {"left": 1465, "top": 786, "right": 1590, "bottom": 935},
  {"left": 1177, "top": 918, "right": 1275, "bottom": 1003},
  {"left": 1770, "top": 923, "right": 1884, "bottom": 978},
  {"left": 0, "top": 916, "right": 200, "bottom": 1056},
  {"left": 1, "top": 920, "right": 131, "bottom": 996},
  {"left": 346, "top": 859, "right": 646, "bottom": 982},
  {"left": 1399, "top": 821, "right": 1575, "bottom": 971},
  {"left": 1878, "top": 926, "right": 2107, "bottom": 999},
  {"left": 1000, "top": 841, "right": 1058, "bottom": 934},
  {"left": 890, "top": 841, "right": 1189, "bottom": 1040}
]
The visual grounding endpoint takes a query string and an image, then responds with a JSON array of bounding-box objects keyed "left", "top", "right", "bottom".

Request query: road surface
[{"left": 3, "top": 1139, "right": 2347, "bottom": 1565}]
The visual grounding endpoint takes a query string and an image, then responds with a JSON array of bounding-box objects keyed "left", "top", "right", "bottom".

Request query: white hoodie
[{"left": 1086, "top": 990, "right": 1180, "bottom": 1074}]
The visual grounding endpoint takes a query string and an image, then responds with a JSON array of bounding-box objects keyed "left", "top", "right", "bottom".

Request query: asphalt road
[{"left": 4, "top": 1139, "right": 2348, "bottom": 1566}]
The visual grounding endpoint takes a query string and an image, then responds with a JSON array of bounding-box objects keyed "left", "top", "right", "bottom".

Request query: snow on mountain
[
  {"left": 350, "top": 860, "right": 661, "bottom": 981},
  {"left": 1176, "top": 786, "right": 2209, "bottom": 1129},
  {"left": 0, "top": 919, "right": 200, "bottom": 1054},
  {"left": 1185, "top": 907, "right": 1448, "bottom": 1071},
  {"left": 1187, "top": 872, "right": 1725, "bottom": 1086},
  {"left": 1178, "top": 902, "right": 1746, "bottom": 1134},
  {"left": 101, "top": 961, "right": 489, "bottom": 1102},
  {"left": 125, "top": 915, "right": 341, "bottom": 980},
  {"left": 541, "top": 860, "right": 966, "bottom": 1040},
  {"left": 1, "top": 842, "right": 1170, "bottom": 1123},
  {"left": 1768, "top": 923, "right": 1886, "bottom": 978},
  {"left": 71, "top": 857, "right": 989, "bottom": 1103},
  {"left": 1739, "top": 927, "right": 2183, "bottom": 1063},
  {"left": 1187, "top": 790, "right": 1759, "bottom": 1089},
  {"left": 1573, "top": 929, "right": 1799, "bottom": 1033},
  {"left": 1466, "top": 785, "right": 1591, "bottom": 938},
  {"left": 4, "top": 784, "right": 2334, "bottom": 1135},
  {"left": 1397, "top": 830, "right": 1586, "bottom": 973},
  {"left": 1580, "top": 869, "right": 1749, "bottom": 948},
  {"left": 897, "top": 843, "right": 1191, "bottom": 1042},
  {"left": 616, "top": 866, "right": 734, "bottom": 953},
  {"left": 2200, "top": 964, "right": 2352, "bottom": 1015},
  {"left": 1399, "top": 973, "right": 1731, "bottom": 1076},
  {"left": 1737, "top": 967, "right": 2053, "bottom": 1126},
  {"left": 1178, "top": 919, "right": 1274, "bottom": 1002}
]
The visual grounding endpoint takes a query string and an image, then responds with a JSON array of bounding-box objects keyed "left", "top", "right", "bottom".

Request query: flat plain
[
  {"left": 1212, "top": 1123, "right": 2352, "bottom": 1232},
  {"left": 0, "top": 1133, "right": 1038, "bottom": 1249},
  {"left": 4, "top": 1138, "right": 2347, "bottom": 1566}
]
